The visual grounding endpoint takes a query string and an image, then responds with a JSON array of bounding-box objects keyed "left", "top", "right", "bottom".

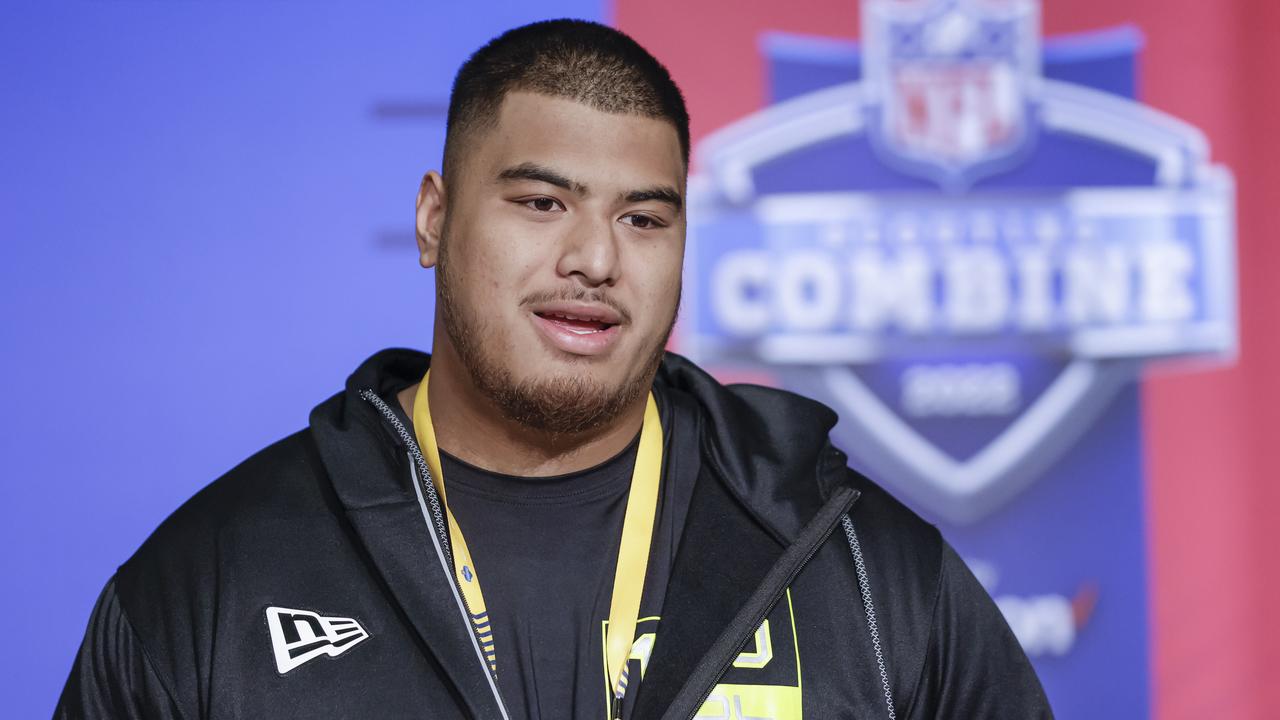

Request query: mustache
[{"left": 520, "top": 287, "right": 633, "bottom": 325}]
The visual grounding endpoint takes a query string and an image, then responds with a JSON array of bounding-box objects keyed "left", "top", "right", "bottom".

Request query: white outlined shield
[{"left": 686, "top": 19, "right": 1236, "bottom": 524}]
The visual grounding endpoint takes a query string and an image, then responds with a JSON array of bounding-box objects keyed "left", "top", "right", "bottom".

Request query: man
[{"left": 57, "top": 19, "right": 1051, "bottom": 720}]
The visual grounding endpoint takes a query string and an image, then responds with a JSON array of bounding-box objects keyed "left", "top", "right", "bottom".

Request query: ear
[{"left": 415, "top": 171, "right": 447, "bottom": 268}]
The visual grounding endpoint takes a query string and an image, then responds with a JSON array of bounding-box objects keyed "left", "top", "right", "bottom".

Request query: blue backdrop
[{"left": 0, "top": 2, "right": 607, "bottom": 714}]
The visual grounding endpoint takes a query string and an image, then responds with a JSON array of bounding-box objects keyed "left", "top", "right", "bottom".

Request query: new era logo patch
[{"left": 265, "top": 606, "right": 369, "bottom": 674}]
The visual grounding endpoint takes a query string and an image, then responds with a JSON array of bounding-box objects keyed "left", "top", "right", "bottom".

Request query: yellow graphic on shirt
[
  {"left": 601, "top": 615, "right": 661, "bottom": 713},
  {"left": 695, "top": 683, "right": 802, "bottom": 720},
  {"left": 695, "top": 589, "right": 802, "bottom": 720},
  {"left": 601, "top": 589, "right": 803, "bottom": 719}
]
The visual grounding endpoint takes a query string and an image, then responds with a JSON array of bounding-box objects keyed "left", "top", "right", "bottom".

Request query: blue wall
[{"left": 0, "top": 1, "right": 605, "bottom": 714}]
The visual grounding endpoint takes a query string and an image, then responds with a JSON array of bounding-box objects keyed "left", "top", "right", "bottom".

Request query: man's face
[{"left": 419, "top": 91, "right": 686, "bottom": 436}]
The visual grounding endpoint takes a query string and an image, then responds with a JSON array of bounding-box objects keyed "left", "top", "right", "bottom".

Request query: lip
[
  {"left": 528, "top": 301, "right": 624, "bottom": 326},
  {"left": 528, "top": 303, "right": 625, "bottom": 357}
]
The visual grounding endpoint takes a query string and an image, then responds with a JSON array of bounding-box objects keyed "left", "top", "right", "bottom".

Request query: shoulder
[
  {"left": 56, "top": 576, "right": 192, "bottom": 718},
  {"left": 845, "top": 465, "right": 943, "bottom": 564},
  {"left": 114, "top": 428, "right": 335, "bottom": 612},
  {"left": 838, "top": 473, "right": 1049, "bottom": 715},
  {"left": 840, "top": 464, "right": 946, "bottom": 630},
  {"left": 97, "top": 428, "right": 338, "bottom": 713},
  {"left": 130, "top": 429, "right": 330, "bottom": 545}
]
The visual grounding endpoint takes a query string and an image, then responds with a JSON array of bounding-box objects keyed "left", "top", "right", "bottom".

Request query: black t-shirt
[{"left": 395, "top": 395, "right": 697, "bottom": 720}]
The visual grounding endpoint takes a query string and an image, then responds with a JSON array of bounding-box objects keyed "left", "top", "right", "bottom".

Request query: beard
[{"left": 435, "top": 239, "right": 678, "bottom": 438}]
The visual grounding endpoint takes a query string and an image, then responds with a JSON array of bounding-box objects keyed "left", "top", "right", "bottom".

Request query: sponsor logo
[
  {"left": 265, "top": 606, "right": 370, "bottom": 674},
  {"left": 685, "top": 0, "right": 1236, "bottom": 524},
  {"left": 996, "top": 585, "right": 1098, "bottom": 657},
  {"left": 969, "top": 559, "right": 1097, "bottom": 657}
]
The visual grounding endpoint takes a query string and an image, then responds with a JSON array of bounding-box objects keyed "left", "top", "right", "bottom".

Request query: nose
[{"left": 555, "top": 214, "right": 621, "bottom": 288}]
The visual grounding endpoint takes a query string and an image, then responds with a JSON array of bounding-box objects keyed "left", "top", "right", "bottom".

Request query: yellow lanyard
[{"left": 412, "top": 370, "right": 663, "bottom": 706}]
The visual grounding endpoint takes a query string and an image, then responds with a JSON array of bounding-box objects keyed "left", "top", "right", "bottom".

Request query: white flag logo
[{"left": 265, "top": 606, "right": 369, "bottom": 674}]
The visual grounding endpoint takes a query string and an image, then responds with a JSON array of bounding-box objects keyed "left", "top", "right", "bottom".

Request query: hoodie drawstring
[{"left": 842, "top": 514, "right": 897, "bottom": 720}]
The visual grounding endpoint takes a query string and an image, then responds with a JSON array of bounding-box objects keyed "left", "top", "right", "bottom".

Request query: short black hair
[{"left": 443, "top": 19, "right": 690, "bottom": 179}]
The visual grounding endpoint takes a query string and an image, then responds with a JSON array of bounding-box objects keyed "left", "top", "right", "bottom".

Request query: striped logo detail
[
  {"left": 471, "top": 610, "right": 496, "bottom": 672},
  {"left": 615, "top": 666, "right": 631, "bottom": 698}
]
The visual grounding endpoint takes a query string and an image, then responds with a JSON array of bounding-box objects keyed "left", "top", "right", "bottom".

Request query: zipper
[
  {"left": 665, "top": 486, "right": 860, "bottom": 720},
  {"left": 359, "top": 389, "right": 511, "bottom": 720}
]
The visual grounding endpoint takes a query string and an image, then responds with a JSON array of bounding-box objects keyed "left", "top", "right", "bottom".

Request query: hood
[
  {"left": 312, "top": 347, "right": 853, "bottom": 542},
  {"left": 654, "top": 353, "right": 851, "bottom": 542}
]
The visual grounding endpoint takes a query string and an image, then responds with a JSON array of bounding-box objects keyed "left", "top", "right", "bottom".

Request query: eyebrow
[
  {"left": 497, "top": 162, "right": 587, "bottom": 195},
  {"left": 497, "top": 161, "right": 683, "bottom": 214},
  {"left": 624, "top": 186, "right": 683, "bottom": 214}
]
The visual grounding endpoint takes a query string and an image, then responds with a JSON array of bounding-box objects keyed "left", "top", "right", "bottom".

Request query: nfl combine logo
[{"left": 685, "top": 0, "right": 1236, "bottom": 524}]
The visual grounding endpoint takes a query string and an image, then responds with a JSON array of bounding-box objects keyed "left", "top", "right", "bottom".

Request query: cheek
[
  {"left": 622, "top": 251, "right": 682, "bottom": 349},
  {"left": 454, "top": 226, "right": 540, "bottom": 297},
  {"left": 636, "top": 247, "right": 683, "bottom": 308}
]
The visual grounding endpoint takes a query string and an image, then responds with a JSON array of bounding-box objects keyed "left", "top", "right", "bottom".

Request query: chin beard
[
  {"left": 473, "top": 370, "right": 652, "bottom": 437},
  {"left": 436, "top": 242, "right": 675, "bottom": 437}
]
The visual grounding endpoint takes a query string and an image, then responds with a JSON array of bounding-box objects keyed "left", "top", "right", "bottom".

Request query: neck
[{"left": 398, "top": 343, "right": 649, "bottom": 478}]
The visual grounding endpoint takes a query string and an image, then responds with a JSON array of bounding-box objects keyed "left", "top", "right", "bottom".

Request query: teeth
[{"left": 549, "top": 312, "right": 602, "bottom": 323}]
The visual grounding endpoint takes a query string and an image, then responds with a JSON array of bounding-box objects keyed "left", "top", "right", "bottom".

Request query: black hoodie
[{"left": 56, "top": 349, "right": 1051, "bottom": 719}]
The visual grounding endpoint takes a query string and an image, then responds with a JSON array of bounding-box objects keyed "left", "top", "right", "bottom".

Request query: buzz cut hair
[{"left": 442, "top": 19, "right": 690, "bottom": 179}]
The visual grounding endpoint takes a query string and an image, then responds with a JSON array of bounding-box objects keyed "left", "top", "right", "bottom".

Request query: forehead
[{"left": 467, "top": 91, "right": 685, "bottom": 192}]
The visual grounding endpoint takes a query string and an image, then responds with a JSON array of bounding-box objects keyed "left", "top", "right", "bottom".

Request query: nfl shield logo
[{"left": 863, "top": 0, "right": 1040, "bottom": 188}]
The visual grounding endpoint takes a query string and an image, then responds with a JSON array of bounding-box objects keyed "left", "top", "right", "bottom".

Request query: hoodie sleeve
[
  {"left": 54, "top": 577, "right": 188, "bottom": 720},
  {"left": 905, "top": 542, "right": 1054, "bottom": 719}
]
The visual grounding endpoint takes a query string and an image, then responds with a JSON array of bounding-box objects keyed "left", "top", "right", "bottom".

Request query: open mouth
[{"left": 533, "top": 311, "right": 618, "bottom": 335}]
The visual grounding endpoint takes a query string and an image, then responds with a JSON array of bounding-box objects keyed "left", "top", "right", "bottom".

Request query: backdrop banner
[{"left": 684, "top": 1, "right": 1236, "bottom": 716}]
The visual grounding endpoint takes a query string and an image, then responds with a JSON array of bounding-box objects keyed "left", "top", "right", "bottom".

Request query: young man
[{"left": 57, "top": 19, "right": 1051, "bottom": 720}]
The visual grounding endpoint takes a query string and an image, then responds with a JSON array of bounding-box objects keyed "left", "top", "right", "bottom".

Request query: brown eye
[
  {"left": 623, "top": 214, "right": 663, "bottom": 229},
  {"left": 527, "top": 197, "right": 559, "bottom": 212}
]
